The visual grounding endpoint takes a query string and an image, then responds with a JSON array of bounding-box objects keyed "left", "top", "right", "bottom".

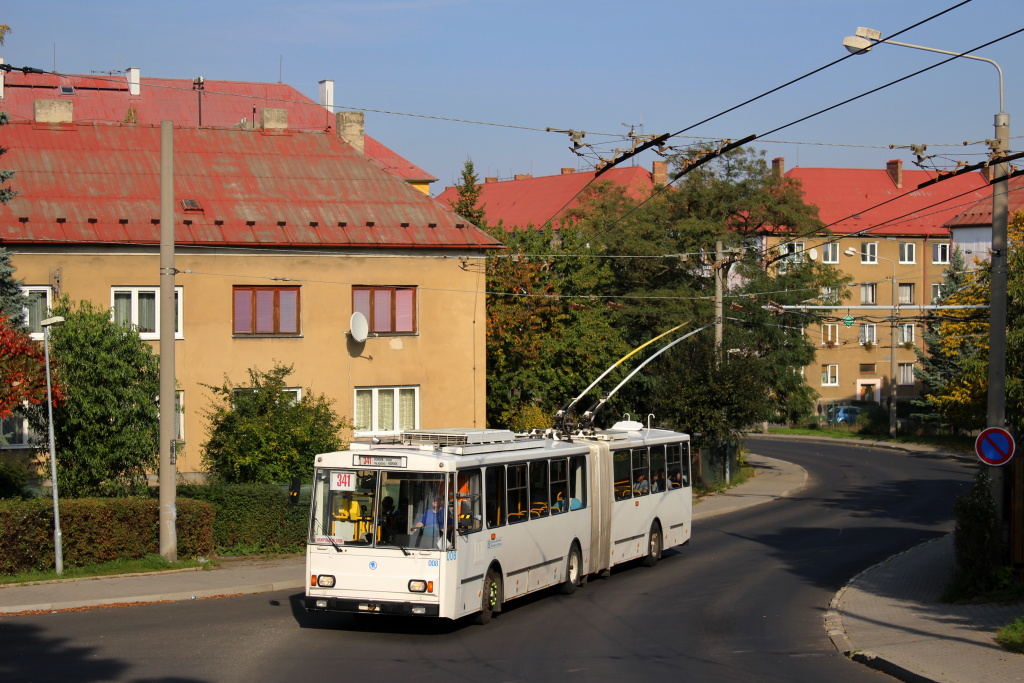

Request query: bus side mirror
[{"left": 288, "top": 477, "right": 301, "bottom": 506}]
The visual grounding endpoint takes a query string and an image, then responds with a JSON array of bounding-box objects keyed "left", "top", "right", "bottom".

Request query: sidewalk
[{"left": 1, "top": 442, "right": 1020, "bottom": 683}]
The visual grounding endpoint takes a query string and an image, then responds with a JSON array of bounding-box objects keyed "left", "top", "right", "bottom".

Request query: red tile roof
[
  {"left": 434, "top": 166, "right": 656, "bottom": 230},
  {"left": 0, "top": 121, "right": 502, "bottom": 250},
  {"left": 785, "top": 165, "right": 990, "bottom": 237},
  {"left": 1, "top": 71, "right": 436, "bottom": 183},
  {"left": 943, "top": 175, "right": 1024, "bottom": 228}
]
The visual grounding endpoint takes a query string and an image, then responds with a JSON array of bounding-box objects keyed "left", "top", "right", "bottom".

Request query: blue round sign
[{"left": 975, "top": 427, "right": 1015, "bottom": 466}]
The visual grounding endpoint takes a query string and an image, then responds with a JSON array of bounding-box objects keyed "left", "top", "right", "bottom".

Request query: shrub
[
  {"left": 948, "top": 466, "right": 1000, "bottom": 597},
  {"left": 0, "top": 461, "right": 27, "bottom": 499},
  {"left": 0, "top": 497, "right": 214, "bottom": 574},
  {"left": 175, "top": 483, "right": 308, "bottom": 554}
]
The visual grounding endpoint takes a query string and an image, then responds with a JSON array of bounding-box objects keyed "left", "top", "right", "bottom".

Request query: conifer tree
[{"left": 448, "top": 158, "right": 487, "bottom": 229}]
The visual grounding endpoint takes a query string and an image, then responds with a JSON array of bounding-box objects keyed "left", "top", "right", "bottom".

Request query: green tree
[
  {"left": 0, "top": 248, "right": 29, "bottom": 330},
  {"left": 447, "top": 158, "right": 487, "bottom": 229},
  {"left": 201, "top": 363, "right": 349, "bottom": 484},
  {"left": 25, "top": 298, "right": 161, "bottom": 497}
]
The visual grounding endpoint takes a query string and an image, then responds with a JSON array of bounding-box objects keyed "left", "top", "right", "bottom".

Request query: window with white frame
[
  {"left": 899, "top": 242, "right": 916, "bottom": 264},
  {"left": 898, "top": 283, "right": 915, "bottom": 305},
  {"left": 821, "top": 364, "right": 838, "bottom": 386},
  {"left": 112, "top": 287, "right": 183, "bottom": 340},
  {"left": 861, "top": 283, "right": 877, "bottom": 304},
  {"left": 231, "top": 387, "right": 301, "bottom": 409},
  {"left": 859, "top": 323, "right": 877, "bottom": 345},
  {"left": 822, "top": 323, "right": 839, "bottom": 346},
  {"left": 21, "top": 286, "right": 53, "bottom": 340},
  {"left": 776, "top": 241, "right": 805, "bottom": 275},
  {"left": 933, "top": 242, "right": 950, "bottom": 264},
  {"left": 931, "top": 283, "right": 943, "bottom": 303},
  {"left": 898, "top": 362, "right": 916, "bottom": 385},
  {"left": 899, "top": 323, "right": 915, "bottom": 345},
  {"left": 354, "top": 386, "right": 419, "bottom": 435},
  {"left": 860, "top": 242, "right": 878, "bottom": 264},
  {"left": 822, "top": 242, "right": 839, "bottom": 264},
  {"left": 0, "top": 408, "right": 30, "bottom": 448},
  {"left": 820, "top": 286, "right": 840, "bottom": 304}
]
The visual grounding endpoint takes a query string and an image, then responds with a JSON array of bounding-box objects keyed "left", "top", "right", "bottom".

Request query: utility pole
[
  {"left": 889, "top": 272, "right": 898, "bottom": 438},
  {"left": 159, "top": 121, "right": 177, "bottom": 561},
  {"left": 714, "top": 240, "right": 724, "bottom": 366}
]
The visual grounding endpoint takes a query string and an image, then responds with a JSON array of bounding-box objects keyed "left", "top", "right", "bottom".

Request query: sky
[{"left": 3, "top": 1, "right": 1022, "bottom": 193}]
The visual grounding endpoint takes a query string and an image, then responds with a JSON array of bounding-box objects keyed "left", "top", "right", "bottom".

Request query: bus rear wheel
[
  {"left": 559, "top": 543, "right": 582, "bottom": 595},
  {"left": 475, "top": 568, "right": 502, "bottom": 625},
  {"left": 642, "top": 524, "right": 662, "bottom": 567}
]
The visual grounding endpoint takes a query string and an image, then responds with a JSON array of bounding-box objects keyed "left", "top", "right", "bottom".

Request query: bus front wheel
[
  {"left": 559, "top": 543, "right": 582, "bottom": 595},
  {"left": 642, "top": 524, "right": 662, "bottom": 567},
  {"left": 475, "top": 568, "right": 502, "bottom": 625}
]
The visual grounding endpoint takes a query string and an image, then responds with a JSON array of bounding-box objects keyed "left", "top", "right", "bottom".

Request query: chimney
[
  {"left": 319, "top": 79, "right": 334, "bottom": 112},
  {"left": 127, "top": 67, "right": 140, "bottom": 96},
  {"left": 261, "top": 108, "right": 288, "bottom": 130},
  {"left": 34, "top": 99, "right": 73, "bottom": 124},
  {"left": 485, "top": 177, "right": 498, "bottom": 183},
  {"left": 772, "top": 157, "right": 784, "bottom": 177},
  {"left": 514, "top": 174, "right": 532, "bottom": 180},
  {"left": 886, "top": 159, "right": 903, "bottom": 188},
  {"left": 980, "top": 165, "right": 994, "bottom": 183},
  {"left": 561, "top": 168, "right": 575, "bottom": 175},
  {"left": 336, "top": 110, "right": 364, "bottom": 155},
  {"left": 652, "top": 160, "right": 668, "bottom": 186}
]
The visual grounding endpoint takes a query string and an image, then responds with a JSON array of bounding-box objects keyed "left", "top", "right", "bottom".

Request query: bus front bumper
[{"left": 303, "top": 596, "right": 440, "bottom": 617}]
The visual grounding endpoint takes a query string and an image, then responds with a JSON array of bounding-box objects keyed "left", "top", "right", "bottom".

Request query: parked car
[{"left": 827, "top": 406, "right": 862, "bottom": 425}]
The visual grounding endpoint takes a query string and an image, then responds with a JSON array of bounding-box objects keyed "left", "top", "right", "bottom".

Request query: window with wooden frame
[
  {"left": 352, "top": 286, "right": 417, "bottom": 334},
  {"left": 233, "top": 286, "right": 300, "bottom": 335}
]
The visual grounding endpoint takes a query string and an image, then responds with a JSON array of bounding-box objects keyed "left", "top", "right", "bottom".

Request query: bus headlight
[
  {"left": 317, "top": 575, "right": 336, "bottom": 588},
  {"left": 408, "top": 580, "right": 429, "bottom": 593}
]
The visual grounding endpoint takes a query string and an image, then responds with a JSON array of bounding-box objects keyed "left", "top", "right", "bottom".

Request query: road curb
[
  {"left": 824, "top": 537, "right": 948, "bottom": 683},
  {"left": 743, "top": 433, "right": 973, "bottom": 462}
]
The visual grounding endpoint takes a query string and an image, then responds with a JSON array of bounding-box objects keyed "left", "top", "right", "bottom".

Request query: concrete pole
[
  {"left": 159, "top": 121, "right": 177, "bottom": 561},
  {"left": 988, "top": 111, "right": 1011, "bottom": 560},
  {"left": 890, "top": 273, "right": 898, "bottom": 438},
  {"left": 43, "top": 324, "right": 63, "bottom": 574},
  {"left": 714, "top": 240, "right": 724, "bottom": 366}
]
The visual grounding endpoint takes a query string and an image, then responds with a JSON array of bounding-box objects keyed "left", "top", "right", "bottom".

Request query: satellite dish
[
  {"left": 349, "top": 312, "right": 369, "bottom": 343},
  {"left": 807, "top": 248, "right": 819, "bottom": 262}
]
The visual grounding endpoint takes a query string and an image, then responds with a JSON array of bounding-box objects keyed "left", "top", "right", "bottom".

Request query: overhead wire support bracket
[
  {"left": 916, "top": 150, "right": 1024, "bottom": 189},
  {"left": 594, "top": 132, "right": 672, "bottom": 177}
]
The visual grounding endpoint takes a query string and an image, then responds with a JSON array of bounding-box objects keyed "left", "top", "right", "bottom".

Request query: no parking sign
[{"left": 975, "top": 427, "right": 1016, "bottom": 466}]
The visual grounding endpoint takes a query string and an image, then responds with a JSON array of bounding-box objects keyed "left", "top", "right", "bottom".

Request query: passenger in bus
[
  {"left": 669, "top": 470, "right": 682, "bottom": 488},
  {"left": 652, "top": 469, "right": 667, "bottom": 492},
  {"left": 634, "top": 473, "right": 650, "bottom": 495},
  {"left": 412, "top": 498, "right": 451, "bottom": 533}
]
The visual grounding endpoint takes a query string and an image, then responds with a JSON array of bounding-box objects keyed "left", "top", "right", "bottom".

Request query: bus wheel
[
  {"left": 475, "top": 568, "right": 502, "bottom": 625},
  {"left": 642, "top": 524, "right": 662, "bottom": 567},
  {"left": 560, "top": 544, "right": 582, "bottom": 595}
]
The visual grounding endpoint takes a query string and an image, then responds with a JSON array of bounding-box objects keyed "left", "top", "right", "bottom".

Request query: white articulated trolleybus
[{"left": 303, "top": 420, "right": 692, "bottom": 623}]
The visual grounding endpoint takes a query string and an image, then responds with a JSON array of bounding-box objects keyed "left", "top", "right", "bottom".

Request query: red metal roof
[
  {"left": 0, "top": 121, "right": 502, "bottom": 250},
  {"left": 1, "top": 71, "right": 436, "bottom": 183},
  {"left": 943, "top": 175, "right": 1024, "bottom": 228},
  {"left": 785, "top": 165, "right": 990, "bottom": 237},
  {"left": 434, "top": 166, "right": 656, "bottom": 230}
]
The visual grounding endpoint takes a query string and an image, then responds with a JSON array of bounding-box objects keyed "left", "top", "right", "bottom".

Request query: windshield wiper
[{"left": 380, "top": 517, "right": 411, "bottom": 556}]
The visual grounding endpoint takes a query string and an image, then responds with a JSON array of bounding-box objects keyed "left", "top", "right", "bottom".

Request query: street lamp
[
  {"left": 845, "top": 247, "right": 899, "bottom": 438},
  {"left": 843, "top": 24, "right": 1012, "bottom": 553},
  {"left": 41, "top": 315, "right": 65, "bottom": 574}
]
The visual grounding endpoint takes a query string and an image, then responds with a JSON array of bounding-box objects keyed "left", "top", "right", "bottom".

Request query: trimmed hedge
[
  {"left": 0, "top": 497, "right": 214, "bottom": 574},
  {"left": 175, "top": 483, "right": 308, "bottom": 555}
]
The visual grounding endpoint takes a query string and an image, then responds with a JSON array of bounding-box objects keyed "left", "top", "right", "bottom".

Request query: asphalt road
[{"left": 2, "top": 439, "right": 975, "bottom": 682}]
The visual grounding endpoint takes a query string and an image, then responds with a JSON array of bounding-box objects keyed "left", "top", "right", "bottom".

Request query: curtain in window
[
  {"left": 278, "top": 289, "right": 299, "bottom": 334},
  {"left": 24, "top": 291, "right": 47, "bottom": 333},
  {"left": 255, "top": 289, "right": 275, "bottom": 334},
  {"left": 113, "top": 291, "right": 133, "bottom": 328},
  {"left": 138, "top": 291, "right": 157, "bottom": 332},
  {"left": 233, "top": 289, "right": 252, "bottom": 334},
  {"left": 373, "top": 289, "right": 392, "bottom": 332},
  {"left": 377, "top": 389, "right": 395, "bottom": 431},
  {"left": 395, "top": 289, "right": 414, "bottom": 332},
  {"left": 354, "top": 390, "right": 372, "bottom": 432},
  {"left": 398, "top": 388, "right": 416, "bottom": 430}
]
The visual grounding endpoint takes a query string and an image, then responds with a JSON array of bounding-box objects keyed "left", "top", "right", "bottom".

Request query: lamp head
[
  {"left": 844, "top": 247, "right": 858, "bottom": 257},
  {"left": 40, "top": 316, "right": 65, "bottom": 328},
  {"left": 843, "top": 35, "right": 874, "bottom": 55}
]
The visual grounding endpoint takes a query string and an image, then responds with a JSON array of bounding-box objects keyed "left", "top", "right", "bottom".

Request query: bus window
[
  {"left": 375, "top": 471, "right": 446, "bottom": 549},
  {"left": 650, "top": 446, "right": 667, "bottom": 493},
  {"left": 485, "top": 466, "right": 506, "bottom": 528},
  {"left": 569, "top": 456, "right": 587, "bottom": 510},
  {"left": 550, "top": 458, "right": 568, "bottom": 514},
  {"left": 456, "top": 469, "right": 482, "bottom": 533},
  {"left": 632, "top": 448, "right": 650, "bottom": 496},
  {"left": 529, "top": 460, "right": 549, "bottom": 518},
  {"left": 613, "top": 450, "right": 632, "bottom": 500},
  {"left": 507, "top": 464, "right": 529, "bottom": 524},
  {"left": 667, "top": 443, "right": 687, "bottom": 489}
]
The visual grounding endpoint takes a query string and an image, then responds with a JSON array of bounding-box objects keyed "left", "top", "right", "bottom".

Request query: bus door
[
  {"left": 453, "top": 469, "right": 485, "bottom": 617},
  {"left": 587, "top": 442, "right": 613, "bottom": 574}
]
